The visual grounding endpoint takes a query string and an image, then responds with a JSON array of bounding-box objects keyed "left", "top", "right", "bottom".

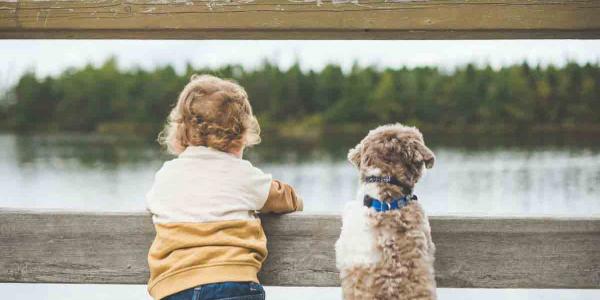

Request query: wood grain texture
[
  {"left": 0, "top": 0, "right": 599, "bottom": 39},
  {"left": 0, "top": 209, "right": 599, "bottom": 288}
]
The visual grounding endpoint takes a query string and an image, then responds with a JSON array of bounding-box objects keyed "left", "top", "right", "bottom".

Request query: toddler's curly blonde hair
[{"left": 158, "top": 74, "right": 261, "bottom": 155}]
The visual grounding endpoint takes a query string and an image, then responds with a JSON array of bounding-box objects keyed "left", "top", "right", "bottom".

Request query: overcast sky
[{"left": 1, "top": 39, "right": 599, "bottom": 90}]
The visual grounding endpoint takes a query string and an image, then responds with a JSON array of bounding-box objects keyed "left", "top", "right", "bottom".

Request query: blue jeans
[{"left": 163, "top": 281, "right": 265, "bottom": 300}]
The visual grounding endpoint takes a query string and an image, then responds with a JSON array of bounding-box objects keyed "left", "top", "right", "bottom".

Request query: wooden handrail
[
  {"left": 0, "top": 0, "right": 599, "bottom": 39},
  {"left": 1, "top": 209, "right": 599, "bottom": 288}
]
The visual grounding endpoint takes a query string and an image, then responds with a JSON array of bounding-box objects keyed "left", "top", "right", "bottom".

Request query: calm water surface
[{"left": 3, "top": 132, "right": 600, "bottom": 216}]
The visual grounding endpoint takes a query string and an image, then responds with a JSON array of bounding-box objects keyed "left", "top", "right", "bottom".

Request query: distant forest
[{"left": 1, "top": 58, "right": 599, "bottom": 136}]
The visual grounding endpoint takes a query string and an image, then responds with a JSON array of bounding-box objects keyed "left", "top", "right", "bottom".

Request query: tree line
[{"left": 1, "top": 57, "right": 599, "bottom": 136}]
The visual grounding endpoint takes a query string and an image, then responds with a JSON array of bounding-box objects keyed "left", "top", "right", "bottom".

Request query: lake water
[
  {"left": 3, "top": 132, "right": 600, "bottom": 216},
  {"left": 2, "top": 132, "right": 599, "bottom": 299}
]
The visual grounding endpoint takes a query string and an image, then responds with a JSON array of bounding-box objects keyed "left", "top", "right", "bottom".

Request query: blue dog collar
[{"left": 363, "top": 194, "right": 417, "bottom": 212}]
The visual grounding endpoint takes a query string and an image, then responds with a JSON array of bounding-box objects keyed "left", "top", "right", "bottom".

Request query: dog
[{"left": 335, "top": 123, "right": 437, "bottom": 300}]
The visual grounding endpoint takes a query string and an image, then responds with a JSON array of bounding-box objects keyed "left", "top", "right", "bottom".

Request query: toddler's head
[{"left": 159, "top": 74, "right": 260, "bottom": 155}]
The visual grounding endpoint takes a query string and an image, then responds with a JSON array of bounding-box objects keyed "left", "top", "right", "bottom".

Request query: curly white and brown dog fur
[{"left": 335, "top": 123, "right": 437, "bottom": 300}]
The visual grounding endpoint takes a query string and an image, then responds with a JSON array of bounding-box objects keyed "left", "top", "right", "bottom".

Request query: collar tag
[
  {"left": 365, "top": 175, "right": 392, "bottom": 183},
  {"left": 364, "top": 175, "right": 414, "bottom": 195}
]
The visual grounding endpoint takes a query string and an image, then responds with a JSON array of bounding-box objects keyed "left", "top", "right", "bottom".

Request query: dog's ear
[
  {"left": 347, "top": 143, "right": 362, "bottom": 168},
  {"left": 411, "top": 141, "right": 435, "bottom": 169}
]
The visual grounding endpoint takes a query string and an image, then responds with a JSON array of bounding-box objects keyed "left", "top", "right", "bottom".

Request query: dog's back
[{"left": 336, "top": 195, "right": 436, "bottom": 299}]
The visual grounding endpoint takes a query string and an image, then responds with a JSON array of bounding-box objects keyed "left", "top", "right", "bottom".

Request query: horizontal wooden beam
[
  {"left": 0, "top": 0, "right": 599, "bottom": 39},
  {"left": 1, "top": 209, "right": 599, "bottom": 288}
]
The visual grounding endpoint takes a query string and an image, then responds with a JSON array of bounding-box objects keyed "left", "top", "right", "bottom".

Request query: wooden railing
[
  {"left": 1, "top": 0, "right": 599, "bottom": 39},
  {"left": 1, "top": 209, "right": 599, "bottom": 288}
]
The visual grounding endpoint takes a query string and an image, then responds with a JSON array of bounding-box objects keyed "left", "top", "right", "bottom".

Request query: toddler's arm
[{"left": 259, "top": 179, "right": 303, "bottom": 213}]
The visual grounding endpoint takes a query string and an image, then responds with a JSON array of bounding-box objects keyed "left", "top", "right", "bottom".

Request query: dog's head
[{"left": 348, "top": 123, "right": 434, "bottom": 195}]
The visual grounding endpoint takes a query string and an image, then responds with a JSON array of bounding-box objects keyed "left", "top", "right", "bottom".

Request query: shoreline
[{"left": 3, "top": 122, "right": 600, "bottom": 139}]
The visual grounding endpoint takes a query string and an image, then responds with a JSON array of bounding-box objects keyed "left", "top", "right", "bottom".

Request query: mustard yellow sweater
[{"left": 145, "top": 146, "right": 302, "bottom": 300}]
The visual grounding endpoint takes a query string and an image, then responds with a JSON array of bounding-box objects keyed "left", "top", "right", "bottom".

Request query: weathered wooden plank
[
  {"left": 0, "top": 0, "right": 599, "bottom": 39},
  {"left": 0, "top": 209, "right": 599, "bottom": 288}
]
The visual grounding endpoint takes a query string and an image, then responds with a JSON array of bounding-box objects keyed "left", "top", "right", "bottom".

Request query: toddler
[{"left": 146, "top": 74, "right": 303, "bottom": 300}]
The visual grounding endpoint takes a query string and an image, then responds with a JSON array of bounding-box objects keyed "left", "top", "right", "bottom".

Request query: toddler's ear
[{"left": 347, "top": 143, "right": 362, "bottom": 168}]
